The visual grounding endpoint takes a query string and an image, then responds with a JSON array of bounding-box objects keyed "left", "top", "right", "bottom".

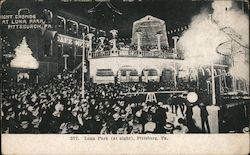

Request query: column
[
  {"left": 232, "top": 77, "right": 237, "bottom": 91},
  {"left": 126, "top": 70, "right": 131, "bottom": 82},
  {"left": 99, "top": 37, "right": 105, "bottom": 55},
  {"left": 208, "top": 13, "right": 216, "bottom": 106},
  {"left": 211, "top": 61, "right": 216, "bottom": 106},
  {"left": 110, "top": 29, "right": 118, "bottom": 56},
  {"left": 156, "top": 34, "right": 163, "bottom": 51},
  {"left": 87, "top": 33, "right": 94, "bottom": 59},
  {"left": 136, "top": 32, "right": 142, "bottom": 57},
  {"left": 63, "top": 54, "right": 69, "bottom": 70},
  {"left": 207, "top": 105, "right": 220, "bottom": 133},
  {"left": 117, "top": 70, "right": 121, "bottom": 83},
  {"left": 136, "top": 32, "right": 142, "bottom": 50},
  {"left": 99, "top": 37, "right": 105, "bottom": 46},
  {"left": 172, "top": 36, "right": 179, "bottom": 89},
  {"left": 144, "top": 70, "right": 149, "bottom": 83},
  {"left": 172, "top": 36, "right": 179, "bottom": 55}
]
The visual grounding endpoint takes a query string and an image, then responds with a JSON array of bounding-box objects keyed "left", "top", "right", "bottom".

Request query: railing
[
  {"left": 90, "top": 49, "right": 181, "bottom": 59},
  {"left": 92, "top": 51, "right": 111, "bottom": 57}
]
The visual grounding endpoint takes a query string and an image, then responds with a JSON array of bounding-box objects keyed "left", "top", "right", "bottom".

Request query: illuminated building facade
[{"left": 1, "top": 6, "right": 103, "bottom": 82}]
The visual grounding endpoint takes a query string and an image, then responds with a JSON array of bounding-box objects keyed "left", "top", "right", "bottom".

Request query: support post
[
  {"left": 110, "top": 29, "right": 118, "bottom": 56},
  {"left": 63, "top": 54, "right": 69, "bottom": 70},
  {"left": 82, "top": 33, "right": 85, "bottom": 99},
  {"left": 136, "top": 32, "right": 142, "bottom": 51},
  {"left": 87, "top": 33, "right": 94, "bottom": 58},
  {"left": 126, "top": 70, "right": 131, "bottom": 82},
  {"left": 172, "top": 36, "right": 179, "bottom": 89},
  {"left": 156, "top": 33, "right": 162, "bottom": 51},
  {"left": 99, "top": 37, "right": 105, "bottom": 46},
  {"left": 211, "top": 63, "right": 216, "bottom": 105},
  {"left": 144, "top": 70, "right": 149, "bottom": 83}
]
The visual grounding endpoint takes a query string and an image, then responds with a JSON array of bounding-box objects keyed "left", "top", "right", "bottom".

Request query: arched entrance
[
  {"left": 94, "top": 68, "right": 115, "bottom": 84},
  {"left": 162, "top": 67, "right": 175, "bottom": 82},
  {"left": 141, "top": 67, "right": 160, "bottom": 83},
  {"left": 117, "top": 66, "right": 139, "bottom": 82}
]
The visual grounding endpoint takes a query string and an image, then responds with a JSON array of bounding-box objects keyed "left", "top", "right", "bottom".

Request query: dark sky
[
  {"left": 56, "top": 0, "right": 213, "bottom": 37},
  {"left": 1, "top": 0, "right": 247, "bottom": 39}
]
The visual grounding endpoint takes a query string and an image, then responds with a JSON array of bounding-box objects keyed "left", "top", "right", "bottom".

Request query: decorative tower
[
  {"left": 10, "top": 37, "right": 39, "bottom": 69},
  {"left": 99, "top": 37, "right": 105, "bottom": 46},
  {"left": 87, "top": 33, "right": 94, "bottom": 58},
  {"left": 99, "top": 37, "right": 105, "bottom": 51},
  {"left": 110, "top": 29, "right": 118, "bottom": 56}
]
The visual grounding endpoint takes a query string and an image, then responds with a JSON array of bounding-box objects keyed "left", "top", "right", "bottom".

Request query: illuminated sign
[{"left": 57, "top": 34, "right": 89, "bottom": 47}]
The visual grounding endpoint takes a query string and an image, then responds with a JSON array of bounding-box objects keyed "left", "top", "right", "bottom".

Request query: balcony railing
[{"left": 90, "top": 49, "right": 181, "bottom": 59}]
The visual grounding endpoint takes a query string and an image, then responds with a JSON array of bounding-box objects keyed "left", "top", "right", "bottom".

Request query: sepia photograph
[{"left": 1, "top": 0, "right": 249, "bottom": 154}]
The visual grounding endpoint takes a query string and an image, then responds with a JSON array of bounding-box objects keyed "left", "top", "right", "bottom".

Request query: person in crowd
[
  {"left": 199, "top": 102, "right": 210, "bottom": 133},
  {"left": 2, "top": 70, "right": 209, "bottom": 134},
  {"left": 171, "top": 95, "right": 179, "bottom": 116},
  {"left": 185, "top": 101, "right": 194, "bottom": 131},
  {"left": 173, "top": 118, "right": 189, "bottom": 134},
  {"left": 131, "top": 118, "right": 143, "bottom": 134},
  {"left": 154, "top": 102, "right": 167, "bottom": 133},
  {"left": 176, "top": 95, "right": 186, "bottom": 117},
  {"left": 167, "top": 94, "right": 174, "bottom": 114},
  {"left": 144, "top": 115, "right": 156, "bottom": 134}
]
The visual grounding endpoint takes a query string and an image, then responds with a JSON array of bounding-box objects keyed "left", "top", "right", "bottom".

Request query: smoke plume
[{"left": 178, "top": 0, "right": 249, "bottom": 83}]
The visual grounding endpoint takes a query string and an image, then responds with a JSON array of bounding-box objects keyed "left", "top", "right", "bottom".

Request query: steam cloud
[{"left": 178, "top": 0, "right": 249, "bottom": 83}]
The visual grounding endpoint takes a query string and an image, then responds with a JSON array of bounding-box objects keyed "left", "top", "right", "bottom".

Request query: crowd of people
[{"left": 2, "top": 71, "right": 210, "bottom": 134}]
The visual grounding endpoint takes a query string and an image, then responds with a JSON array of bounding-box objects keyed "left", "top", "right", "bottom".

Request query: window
[
  {"left": 142, "top": 69, "right": 158, "bottom": 76},
  {"left": 79, "top": 24, "right": 89, "bottom": 36},
  {"left": 66, "top": 20, "right": 77, "bottom": 36},
  {"left": 96, "top": 69, "right": 114, "bottom": 76},
  {"left": 18, "top": 8, "right": 30, "bottom": 15},
  {"left": 66, "top": 21, "right": 73, "bottom": 32},
  {"left": 58, "top": 44, "right": 63, "bottom": 57},
  {"left": 57, "top": 17, "right": 65, "bottom": 30}
]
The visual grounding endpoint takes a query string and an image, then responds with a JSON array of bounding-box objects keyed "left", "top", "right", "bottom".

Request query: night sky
[{"left": 1, "top": 0, "right": 247, "bottom": 40}]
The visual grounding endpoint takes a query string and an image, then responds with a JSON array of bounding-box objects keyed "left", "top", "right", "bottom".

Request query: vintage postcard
[{"left": 1, "top": 0, "right": 249, "bottom": 154}]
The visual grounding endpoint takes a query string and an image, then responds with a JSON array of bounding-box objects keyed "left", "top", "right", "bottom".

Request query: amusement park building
[{"left": 1, "top": 6, "right": 247, "bottom": 95}]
